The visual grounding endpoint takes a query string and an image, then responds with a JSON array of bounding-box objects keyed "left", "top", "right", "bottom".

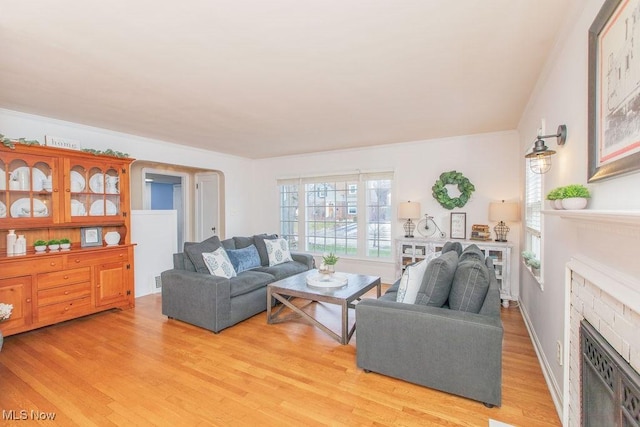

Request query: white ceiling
[{"left": 0, "top": 1, "right": 573, "bottom": 159}]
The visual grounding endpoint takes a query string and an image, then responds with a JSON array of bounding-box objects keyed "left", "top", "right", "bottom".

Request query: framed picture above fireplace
[{"left": 588, "top": 0, "right": 640, "bottom": 182}]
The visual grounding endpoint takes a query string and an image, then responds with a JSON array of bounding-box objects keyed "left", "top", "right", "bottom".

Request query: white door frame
[
  {"left": 141, "top": 167, "right": 190, "bottom": 246},
  {"left": 195, "top": 171, "right": 221, "bottom": 241}
]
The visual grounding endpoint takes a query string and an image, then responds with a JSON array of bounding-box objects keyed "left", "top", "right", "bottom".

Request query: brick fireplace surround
[{"left": 557, "top": 211, "right": 640, "bottom": 426}]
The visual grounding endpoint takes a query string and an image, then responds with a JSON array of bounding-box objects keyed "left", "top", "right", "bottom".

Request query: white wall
[
  {"left": 0, "top": 108, "right": 255, "bottom": 237},
  {"left": 251, "top": 131, "right": 521, "bottom": 284},
  {"left": 131, "top": 210, "right": 177, "bottom": 297},
  {"left": 517, "top": 0, "right": 640, "bottom": 414}
]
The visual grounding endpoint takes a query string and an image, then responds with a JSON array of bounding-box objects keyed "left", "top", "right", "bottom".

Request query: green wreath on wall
[{"left": 432, "top": 170, "right": 475, "bottom": 210}]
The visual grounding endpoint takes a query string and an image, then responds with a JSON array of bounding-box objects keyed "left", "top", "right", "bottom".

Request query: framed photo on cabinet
[
  {"left": 81, "top": 226, "right": 103, "bottom": 247},
  {"left": 450, "top": 212, "right": 466, "bottom": 240}
]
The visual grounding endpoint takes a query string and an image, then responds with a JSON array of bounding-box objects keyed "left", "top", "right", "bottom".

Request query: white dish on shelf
[
  {"left": 89, "top": 173, "right": 104, "bottom": 193},
  {"left": 10, "top": 198, "right": 48, "bottom": 218},
  {"left": 104, "top": 231, "right": 121, "bottom": 246},
  {"left": 89, "top": 199, "right": 117, "bottom": 216},
  {"left": 70, "top": 171, "right": 86, "bottom": 193},
  {"left": 71, "top": 199, "right": 87, "bottom": 216},
  {"left": 105, "top": 176, "right": 119, "bottom": 194},
  {"left": 11, "top": 167, "right": 47, "bottom": 191},
  {"left": 0, "top": 166, "right": 5, "bottom": 190},
  {"left": 0, "top": 201, "right": 5, "bottom": 218}
]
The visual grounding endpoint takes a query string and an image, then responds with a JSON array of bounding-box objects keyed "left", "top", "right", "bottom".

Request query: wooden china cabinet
[{"left": 0, "top": 143, "right": 135, "bottom": 337}]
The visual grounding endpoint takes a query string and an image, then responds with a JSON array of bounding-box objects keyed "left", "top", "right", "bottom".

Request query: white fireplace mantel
[
  {"left": 549, "top": 209, "right": 640, "bottom": 426},
  {"left": 542, "top": 209, "right": 640, "bottom": 236}
]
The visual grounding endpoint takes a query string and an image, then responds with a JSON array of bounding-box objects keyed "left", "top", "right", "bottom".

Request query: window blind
[{"left": 525, "top": 165, "right": 542, "bottom": 233}]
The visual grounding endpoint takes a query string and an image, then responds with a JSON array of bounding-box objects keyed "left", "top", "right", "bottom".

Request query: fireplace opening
[{"left": 580, "top": 320, "right": 640, "bottom": 427}]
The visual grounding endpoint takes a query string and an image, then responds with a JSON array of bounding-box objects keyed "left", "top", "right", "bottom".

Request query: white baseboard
[{"left": 517, "top": 301, "right": 564, "bottom": 422}]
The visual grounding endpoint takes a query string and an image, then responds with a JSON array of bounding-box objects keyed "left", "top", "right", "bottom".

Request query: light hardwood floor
[{"left": 0, "top": 292, "right": 561, "bottom": 426}]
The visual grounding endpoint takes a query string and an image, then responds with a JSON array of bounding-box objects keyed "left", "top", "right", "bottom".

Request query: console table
[{"left": 395, "top": 237, "right": 513, "bottom": 307}]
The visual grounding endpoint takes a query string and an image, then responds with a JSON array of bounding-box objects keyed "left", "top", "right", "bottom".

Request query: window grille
[{"left": 278, "top": 171, "right": 393, "bottom": 259}]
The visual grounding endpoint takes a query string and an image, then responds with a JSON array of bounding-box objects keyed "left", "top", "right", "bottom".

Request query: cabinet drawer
[
  {"left": 37, "top": 267, "right": 91, "bottom": 290},
  {"left": 37, "top": 282, "right": 91, "bottom": 307},
  {"left": 1, "top": 256, "right": 63, "bottom": 279},
  {"left": 65, "top": 250, "right": 128, "bottom": 268},
  {"left": 37, "top": 296, "right": 92, "bottom": 324}
]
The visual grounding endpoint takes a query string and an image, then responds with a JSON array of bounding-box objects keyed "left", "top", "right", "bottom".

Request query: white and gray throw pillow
[
  {"left": 396, "top": 259, "right": 428, "bottom": 304},
  {"left": 396, "top": 251, "right": 441, "bottom": 304},
  {"left": 264, "top": 238, "right": 293, "bottom": 266},
  {"left": 202, "top": 247, "right": 237, "bottom": 278}
]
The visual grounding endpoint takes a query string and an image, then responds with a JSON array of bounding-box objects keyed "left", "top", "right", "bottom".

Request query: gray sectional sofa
[
  {"left": 161, "top": 234, "right": 314, "bottom": 333},
  {"left": 355, "top": 243, "right": 504, "bottom": 407}
]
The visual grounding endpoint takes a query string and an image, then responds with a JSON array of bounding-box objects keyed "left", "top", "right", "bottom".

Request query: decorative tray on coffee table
[{"left": 306, "top": 272, "right": 348, "bottom": 289}]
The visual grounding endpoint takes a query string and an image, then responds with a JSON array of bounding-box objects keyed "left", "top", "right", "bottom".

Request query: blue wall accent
[{"left": 151, "top": 183, "right": 174, "bottom": 209}]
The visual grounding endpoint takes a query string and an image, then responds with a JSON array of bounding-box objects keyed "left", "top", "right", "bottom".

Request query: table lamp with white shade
[
  {"left": 488, "top": 200, "right": 520, "bottom": 242},
  {"left": 398, "top": 201, "right": 421, "bottom": 238}
]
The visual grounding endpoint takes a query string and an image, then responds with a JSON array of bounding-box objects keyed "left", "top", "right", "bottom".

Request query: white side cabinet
[{"left": 395, "top": 238, "right": 513, "bottom": 307}]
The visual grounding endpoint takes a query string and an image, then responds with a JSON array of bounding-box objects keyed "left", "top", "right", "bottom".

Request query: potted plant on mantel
[
  {"left": 561, "top": 184, "right": 590, "bottom": 210},
  {"left": 546, "top": 184, "right": 590, "bottom": 210},
  {"left": 546, "top": 187, "right": 566, "bottom": 210}
]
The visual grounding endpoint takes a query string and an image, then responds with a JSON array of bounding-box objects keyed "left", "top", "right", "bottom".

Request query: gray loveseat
[
  {"left": 161, "top": 234, "right": 314, "bottom": 333},
  {"left": 355, "top": 243, "right": 503, "bottom": 407}
]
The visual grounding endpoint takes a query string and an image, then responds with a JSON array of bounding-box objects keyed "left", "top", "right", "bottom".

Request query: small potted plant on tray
[{"left": 320, "top": 252, "right": 339, "bottom": 274}]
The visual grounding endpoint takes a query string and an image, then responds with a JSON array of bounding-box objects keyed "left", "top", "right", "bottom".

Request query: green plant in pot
[
  {"left": 561, "top": 184, "right": 590, "bottom": 210},
  {"left": 546, "top": 187, "right": 566, "bottom": 210},
  {"left": 528, "top": 258, "right": 541, "bottom": 275},
  {"left": 59, "top": 238, "right": 71, "bottom": 250},
  {"left": 521, "top": 250, "right": 535, "bottom": 265},
  {"left": 34, "top": 239, "right": 47, "bottom": 252},
  {"left": 320, "top": 252, "right": 339, "bottom": 273},
  {"left": 47, "top": 239, "right": 60, "bottom": 251}
]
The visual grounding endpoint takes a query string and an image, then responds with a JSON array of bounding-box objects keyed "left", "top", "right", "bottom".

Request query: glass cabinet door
[
  {"left": 3, "top": 157, "right": 54, "bottom": 221},
  {"left": 69, "top": 164, "right": 89, "bottom": 218},
  {"left": 0, "top": 159, "right": 6, "bottom": 219},
  {"left": 77, "top": 166, "right": 120, "bottom": 217},
  {"left": 68, "top": 161, "right": 123, "bottom": 222}
]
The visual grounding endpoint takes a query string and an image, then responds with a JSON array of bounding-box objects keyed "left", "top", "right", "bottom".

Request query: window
[
  {"left": 525, "top": 161, "right": 542, "bottom": 283},
  {"left": 366, "top": 179, "right": 392, "bottom": 257},
  {"left": 279, "top": 183, "right": 299, "bottom": 250},
  {"left": 278, "top": 172, "right": 393, "bottom": 259}
]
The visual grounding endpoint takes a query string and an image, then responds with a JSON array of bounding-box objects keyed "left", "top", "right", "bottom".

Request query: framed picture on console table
[
  {"left": 81, "top": 226, "right": 103, "bottom": 247},
  {"left": 588, "top": 0, "right": 640, "bottom": 182},
  {"left": 450, "top": 212, "right": 466, "bottom": 240}
]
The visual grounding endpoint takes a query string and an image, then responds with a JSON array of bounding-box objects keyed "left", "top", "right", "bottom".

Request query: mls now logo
[{"left": 3, "top": 409, "right": 56, "bottom": 421}]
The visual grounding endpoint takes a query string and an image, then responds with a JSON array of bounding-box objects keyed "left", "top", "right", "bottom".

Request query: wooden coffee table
[{"left": 266, "top": 269, "right": 381, "bottom": 344}]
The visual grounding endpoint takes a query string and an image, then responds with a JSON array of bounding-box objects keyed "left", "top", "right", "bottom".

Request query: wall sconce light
[
  {"left": 398, "top": 201, "right": 421, "bottom": 238},
  {"left": 525, "top": 124, "right": 567, "bottom": 174},
  {"left": 488, "top": 200, "right": 520, "bottom": 242}
]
